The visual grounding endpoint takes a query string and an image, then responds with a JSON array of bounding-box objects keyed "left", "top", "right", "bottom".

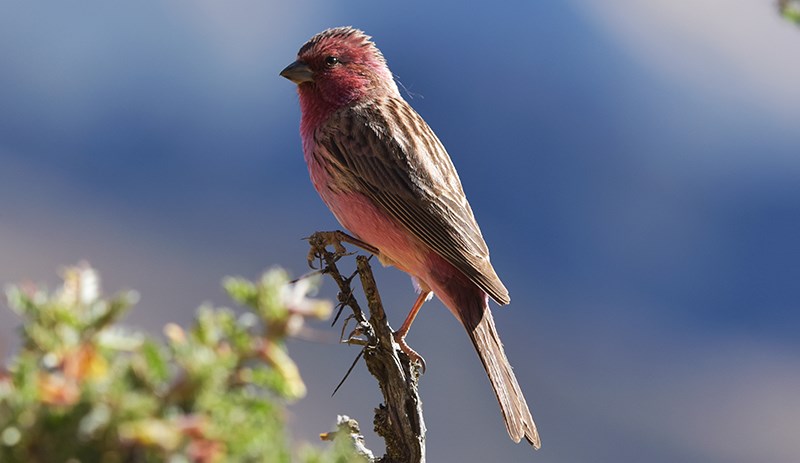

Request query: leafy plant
[{"left": 0, "top": 263, "right": 363, "bottom": 463}]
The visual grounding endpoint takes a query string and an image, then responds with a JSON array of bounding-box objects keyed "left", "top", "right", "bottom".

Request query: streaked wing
[{"left": 319, "top": 96, "right": 510, "bottom": 305}]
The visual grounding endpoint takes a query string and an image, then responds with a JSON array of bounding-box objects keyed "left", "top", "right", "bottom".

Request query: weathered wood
[{"left": 308, "top": 231, "right": 426, "bottom": 463}]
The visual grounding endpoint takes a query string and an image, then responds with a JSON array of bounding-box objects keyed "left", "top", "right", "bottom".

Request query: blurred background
[{"left": 2, "top": 1, "right": 799, "bottom": 462}]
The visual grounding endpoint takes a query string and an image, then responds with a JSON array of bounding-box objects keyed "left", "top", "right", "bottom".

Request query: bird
[{"left": 280, "top": 26, "right": 540, "bottom": 449}]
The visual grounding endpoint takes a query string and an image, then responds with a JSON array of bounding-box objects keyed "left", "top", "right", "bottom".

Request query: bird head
[{"left": 281, "top": 27, "right": 399, "bottom": 110}]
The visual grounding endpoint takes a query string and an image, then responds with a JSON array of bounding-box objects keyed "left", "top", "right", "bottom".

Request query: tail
[{"left": 462, "top": 299, "right": 541, "bottom": 449}]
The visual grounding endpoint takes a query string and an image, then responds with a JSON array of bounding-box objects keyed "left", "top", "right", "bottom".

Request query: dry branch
[{"left": 308, "top": 231, "right": 426, "bottom": 463}]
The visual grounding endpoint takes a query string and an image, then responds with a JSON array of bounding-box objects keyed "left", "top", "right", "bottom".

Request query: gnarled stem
[{"left": 308, "top": 231, "right": 426, "bottom": 463}]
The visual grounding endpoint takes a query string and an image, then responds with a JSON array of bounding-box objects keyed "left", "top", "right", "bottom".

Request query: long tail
[{"left": 462, "top": 298, "right": 541, "bottom": 449}]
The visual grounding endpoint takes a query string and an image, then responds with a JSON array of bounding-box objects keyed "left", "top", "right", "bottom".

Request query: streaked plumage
[{"left": 281, "top": 27, "right": 540, "bottom": 448}]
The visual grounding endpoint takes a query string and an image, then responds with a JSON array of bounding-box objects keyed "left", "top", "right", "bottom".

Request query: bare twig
[{"left": 307, "top": 231, "right": 426, "bottom": 463}]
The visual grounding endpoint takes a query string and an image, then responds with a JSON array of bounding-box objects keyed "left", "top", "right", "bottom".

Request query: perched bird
[{"left": 280, "top": 27, "right": 540, "bottom": 449}]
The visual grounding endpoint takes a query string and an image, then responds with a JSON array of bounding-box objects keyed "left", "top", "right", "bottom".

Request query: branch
[{"left": 308, "top": 231, "right": 426, "bottom": 463}]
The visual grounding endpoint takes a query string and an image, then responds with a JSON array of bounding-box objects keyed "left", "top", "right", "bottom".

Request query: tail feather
[{"left": 463, "top": 301, "right": 540, "bottom": 449}]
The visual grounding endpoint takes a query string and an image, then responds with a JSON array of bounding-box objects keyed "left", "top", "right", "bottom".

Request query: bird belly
[
  {"left": 320, "top": 188, "right": 481, "bottom": 319},
  {"left": 306, "top": 154, "right": 480, "bottom": 320},
  {"left": 323, "top": 189, "right": 427, "bottom": 275},
  {"left": 304, "top": 151, "right": 423, "bottom": 273}
]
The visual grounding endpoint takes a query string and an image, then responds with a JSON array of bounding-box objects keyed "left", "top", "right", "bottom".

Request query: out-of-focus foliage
[
  {"left": 780, "top": 0, "right": 800, "bottom": 24},
  {"left": 0, "top": 263, "right": 364, "bottom": 463}
]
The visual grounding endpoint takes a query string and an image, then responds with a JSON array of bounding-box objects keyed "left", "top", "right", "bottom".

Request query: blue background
[{"left": 2, "top": 2, "right": 799, "bottom": 462}]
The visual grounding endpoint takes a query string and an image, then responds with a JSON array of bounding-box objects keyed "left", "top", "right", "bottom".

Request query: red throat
[{"left": 298, "top": 84, "right": 338, "bottom": 138}]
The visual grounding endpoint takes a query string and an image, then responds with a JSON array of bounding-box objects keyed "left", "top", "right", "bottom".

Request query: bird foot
[
  {"left": 393, "top": 332, "right": 426, "bottom": 374},
  {"left": 306, "top": 230, "right": 379, "bottom": 268}
]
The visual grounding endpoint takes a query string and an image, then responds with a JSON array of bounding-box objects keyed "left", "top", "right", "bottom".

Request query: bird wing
[{"left": 319, "top": 96, "right": 510, "bottom": 305}]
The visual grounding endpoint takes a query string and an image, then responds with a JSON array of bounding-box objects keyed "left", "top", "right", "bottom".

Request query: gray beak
[{"left": 280, "top": 60, "right": 313, "bottom": 84}]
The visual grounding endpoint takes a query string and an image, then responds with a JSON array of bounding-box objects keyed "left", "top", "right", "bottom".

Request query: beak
[{"left": 280, "top": 60, "right": 313, "bottom": 84}]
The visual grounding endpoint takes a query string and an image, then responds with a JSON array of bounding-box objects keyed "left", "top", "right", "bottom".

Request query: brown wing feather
[{"left": 321, "top": 96, "right": 510, "bottom": 305}]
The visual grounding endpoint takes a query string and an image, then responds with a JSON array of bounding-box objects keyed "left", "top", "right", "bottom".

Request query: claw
[
  {"left": 321, "top": 231, "right": 379, "bottom": 256},
  {"left": 307, "top": 231, "right": 354, "bottom": 267},
  {"left": 332, "top": 239, "right": 347, "bottom": 256},
  {"left": 344, "top": 324, "right": 366, "bottom": 343},
  {"left": 307, "top": 250, "right": 319, "bottom": 269},
  {"left": 393, "top": 332, "right": 426, "bottom": 374}
]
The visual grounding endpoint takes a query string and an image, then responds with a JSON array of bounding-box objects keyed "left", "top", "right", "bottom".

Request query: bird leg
[
  {"left": 393, "top": 290, "right": 431, "bottom": 373},
  {"left": 307, "top": 230, "right": 380, "bottom": 268}
]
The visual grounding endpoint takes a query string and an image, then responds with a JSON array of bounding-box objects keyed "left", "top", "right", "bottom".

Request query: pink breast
[
  {"left": 326, "top": 189, "right": 428, "bottom": 275},
  {"left": 303, "top": 141, "right": 426, "bottom": 276},
  {"left": 304, "top": 140, "right": 480, "bottom": 322}
]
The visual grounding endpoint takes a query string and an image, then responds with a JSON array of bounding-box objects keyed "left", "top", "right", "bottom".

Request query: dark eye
[{"left": 324, "top": 56, "right": 339, "bottom": 66}]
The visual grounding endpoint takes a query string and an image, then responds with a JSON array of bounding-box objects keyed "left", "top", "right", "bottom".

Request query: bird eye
[{"left": 324, "top": 56, "right": 339, "bottom": 66}]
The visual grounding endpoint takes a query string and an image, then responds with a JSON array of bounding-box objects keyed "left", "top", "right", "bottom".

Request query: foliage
[
  {"left": 780, "top": 0, "right": 800, "bottom": 25},
  {"left": 0, "top": 263, "right": 365, "bottom": 463}
]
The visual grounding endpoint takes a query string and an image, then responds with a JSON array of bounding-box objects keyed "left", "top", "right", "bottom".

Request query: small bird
[{"left": 281, "top": 27, "right": 540, "bottom": 449}]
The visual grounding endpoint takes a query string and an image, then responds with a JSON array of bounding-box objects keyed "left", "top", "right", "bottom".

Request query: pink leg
[{"left": 393, "top": 290, "right": 432, "bottom": 373}]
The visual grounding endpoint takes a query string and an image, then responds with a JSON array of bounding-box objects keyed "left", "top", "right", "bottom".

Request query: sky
[{"left": 2, "top": 1, "right": 800, "bottom": 462}]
